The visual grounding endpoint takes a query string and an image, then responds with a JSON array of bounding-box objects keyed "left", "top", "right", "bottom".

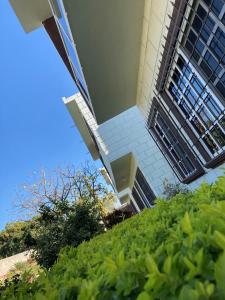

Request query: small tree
[{"left": 14, "top": 163, "right": 113, "bottom": 268}]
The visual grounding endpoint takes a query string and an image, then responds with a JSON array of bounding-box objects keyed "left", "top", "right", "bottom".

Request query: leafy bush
[
  {"left": 2, "top": 176, "right": 225, "bottom": 299},
  {"left": 33, "top": 200, "right": 104, "bottom": 268},
  {"left": 103, "top": 209, "right": 133, "bottom": 229},
  {"left": 162, "top": 179, "right": 189, "bottom": 199}
]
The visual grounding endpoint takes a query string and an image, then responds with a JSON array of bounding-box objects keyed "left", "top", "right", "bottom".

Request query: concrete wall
[{"left": 0, "top": 251, "right": 32, "bottom": 278}]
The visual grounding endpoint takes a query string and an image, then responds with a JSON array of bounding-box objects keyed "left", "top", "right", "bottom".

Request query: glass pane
[
  {"left": 222, "top": 13, "right": 225, "bottom": 26},
  {"left": 169, "top": 82, "right": 181, "bottom": 102},
  {"left": 179, "top": 100, "right": 191, "bottom": 117},
  {"left": 211, "top": 125, "right": 225, "bottom": 147},
  {"left": 201, "top": 51, "right": 222, "bottom": 82},
  {"left": 184, "top": 156, "right": 196, "bottom": 173},
  {"left": 220, "top": 117, "right": 225, "bottom": 130},
  {"left": 210, "top": 28, "right": 225, "bottom": 64},
  {"left": 203, "top": 0, "right": 224, "bottom": 17},
  {"left": 216, "top": 73, "right": 225, "bottom": 97},
  {"left": 211, "top": 0, "right": 224, "bottom": 17},
  {"left": 200, "top": 16, "right": 215, "bottom": 42},
  {"left": 191, "top": 117, "right": 206, "bottom": 135},
  {"left": 185, "top": 86, "right": 198, "bottom": 107},
  {"left": 191, "top": 75, "right": 204, "bottom": 95},
  {"left": 188, "top": 30, "right": 197, "bottom": 44},
  {"left": 197, "top": 4, "right": 207, "bottom": 20},
  {"left": 205, "top": 95, "right": 222, "bottom": 118},
  {"left": 174, "top": 143, "right": 186, "bottom": 158},
  {"left": 177, "top": 56, "right": 185, "bottom": 71},
  {"left": 202, "top": 134, "right": 218, "bottom": 154},
  {"left": 193, "top": 15, "right": 203, "bottom": 34},
  {"left": 198, "top": 106, "right": 214, "bottom": 128},
  {"left": 185, "top": 40, "right": 193, "bottom": 54}
]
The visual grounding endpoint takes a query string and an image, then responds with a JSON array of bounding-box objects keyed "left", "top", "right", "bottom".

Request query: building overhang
[
  {"left": 110, "top": 153, "right": 136, "bottom": 193},
  {"left": 10, "top": 0, "right": 146, "bottom": 124},
  {"left": 64, "top": 95, "right": 99, "bottom": 160},
  {"left": 9, "top": 0, "right": 52, "bottom": 32},
  {"left": 63, "top": 0, "right": 145, "bottom": 124}
]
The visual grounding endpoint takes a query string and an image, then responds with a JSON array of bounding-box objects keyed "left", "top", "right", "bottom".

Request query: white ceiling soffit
[
  {"left": 110, "top": 153, "right": 135, "bottom": 193},
  {"left": 9, "top": 0, "right": 52, "bottom": 32},
  {"left": 64, "top": 95, "right": 99, "bottom": 161},
  {"left": 63, "top": 0, "right": 145, "bottom": 124}
]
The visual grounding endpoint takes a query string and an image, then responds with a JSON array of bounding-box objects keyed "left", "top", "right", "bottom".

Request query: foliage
[
  {"left": 33, "top": 199, "right": 104, "bottom": 268},
  {"left": 3, "top": 176, "right": 225, "bottom": 299},
  {"left": 0, "top": 260, "right": 41, "bottom": 296},
  {"left": 28, "top": 163, "right": 110, "bottom": 268},
  {"left": 162, "top": 179, "right": 189, "bottom": 199},
  {"left": 0, "top": 221, "right": 36, "bottom": 259},
  {"left": 2, "top": 163, "right": 112, "bottom": 268},
  {"left": 103, "top": 209, "right": 133, "bottom": 229}
]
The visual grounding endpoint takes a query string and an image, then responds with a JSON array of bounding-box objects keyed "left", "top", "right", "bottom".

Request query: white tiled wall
[{"left": 98, "top": 105, "right": 178, "bottom": 196}]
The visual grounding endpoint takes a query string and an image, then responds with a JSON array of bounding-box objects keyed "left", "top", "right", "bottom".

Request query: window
[
  {"left": 48, "top": 0, "right": 91, "bottom": 108},
  {"left": 131, "top": 168, "right": 155, "bottom": 210},
  {"left": 156, "top": 0, "right": 225, "bottom": 172},
  {"left": 147, "top": 101, "right": 204, "bottom": 183},
  {"left": 183, "top": 0, "right": 225, "bottom": 101},
  {"left": 168, "top": 53, "right": 225, "bottom": 160}
]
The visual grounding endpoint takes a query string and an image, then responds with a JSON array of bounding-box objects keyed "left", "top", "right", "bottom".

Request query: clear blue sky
[{"left": 0, "top": 1, "right": 96, "bottom": 229}]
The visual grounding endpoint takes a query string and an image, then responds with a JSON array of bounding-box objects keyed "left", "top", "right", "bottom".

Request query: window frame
[
  {"left": 147, "top": 99, "right": 205, "bottom": 184},
  {"left": 131, "top": 168, "right": 156, "bottom": 210},
  {"left": 155, "top": 0, "right": 225, "bottom": 169}
]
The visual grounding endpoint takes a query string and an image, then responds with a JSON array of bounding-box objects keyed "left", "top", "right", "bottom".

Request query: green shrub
[
  {"left": 103, "top": 209, "right": 133, "bottom": 229},
  {"left": 1, "top": 176, "right": 225, "bottom": 299}
]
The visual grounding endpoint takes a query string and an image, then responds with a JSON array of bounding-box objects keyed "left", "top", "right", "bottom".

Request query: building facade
[{"left": 10, "top": 0, "right": 225, "bottom": 212}]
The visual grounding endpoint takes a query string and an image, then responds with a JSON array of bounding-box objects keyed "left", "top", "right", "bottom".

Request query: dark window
[
  {"left": 147, "top": 101, "right": 204, "bottom": 183},
  {"left": 131, "top": 188, "right": 145, "bottom": 211},
  {"left": 135, "top": 168, "right": 156, "bottom": 206},
  {"left": 203, "top": 0, "right": 224, "bottom": 17},
  {"left": 132, "top": 168, "right": 155, "bottom": 210}
]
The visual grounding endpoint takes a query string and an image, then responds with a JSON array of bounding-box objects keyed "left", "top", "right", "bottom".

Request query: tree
[
  {"left": 0, "top": 221, "right": 36, "bottom": 259},
  {"left": 14, "top": 162, "right": 114, "bottom": 268}
]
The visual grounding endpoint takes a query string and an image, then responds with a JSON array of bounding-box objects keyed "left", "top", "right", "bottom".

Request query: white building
[{"left": 10, "top": 0, "right": 225, "bottom": 212}]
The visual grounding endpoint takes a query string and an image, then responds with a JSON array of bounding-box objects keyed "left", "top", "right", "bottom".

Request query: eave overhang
[
  {"left": 63, "top": 0, "right": 145, "bottom": 124},
  {"left": 110, "top": 153, "right": 136, "bottom": 193},
  {"left": 64, "top": 94, "right": 99, "bottom": 160},
  {"left": 9, "top": 0, "right": 51, "bottom": 32}
]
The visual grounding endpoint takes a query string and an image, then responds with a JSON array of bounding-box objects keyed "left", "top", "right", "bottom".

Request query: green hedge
[{"left": 2, "top": 176, "right": 225, "bottom": 299}]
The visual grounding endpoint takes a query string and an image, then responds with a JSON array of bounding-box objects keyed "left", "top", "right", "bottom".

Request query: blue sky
[{"left": 0, "top": 1, "right": 95, "bottom": 229}]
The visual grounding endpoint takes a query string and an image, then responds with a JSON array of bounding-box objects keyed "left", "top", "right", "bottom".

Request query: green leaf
[
  {"left": 181, "top": 212, "right": 193, "bottom": 234},
  {"left": 179, "top": 285, "right": 199, "bottom": 300},
  {"left": 215, "top": 251, "right": 225, "bottom": 297},
  {"left": 145, "top": 254, "right": 159, "bottom": 274},
  {"left": 163, "top": 256, "right": 172, "bottom": 274},
  {"left": 183, "top": 257, "right": 197, "bottom": 280},
  {"left": 137, "top": 291, "right": 153, "bottom": 300},
  {"left": 213, "top": 230, "right": 225, "bottom": 250},
  {"left": 206, "top": 283, "right": 214, "bottom": 296}
]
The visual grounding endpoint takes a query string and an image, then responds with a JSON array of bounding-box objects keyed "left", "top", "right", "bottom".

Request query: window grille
[{"left": 131, "top": 168, "right": 155, "bottom": 210}]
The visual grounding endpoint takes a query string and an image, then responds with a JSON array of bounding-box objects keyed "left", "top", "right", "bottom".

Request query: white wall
[{"left": 98, "top": 105, "right": 178, "bottom": 196}]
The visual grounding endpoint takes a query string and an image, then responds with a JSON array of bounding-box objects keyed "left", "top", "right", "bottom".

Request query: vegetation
[
  {"left": 0, "top": 221, "right": 36, "bottom": 259},
  {"left": 0, "top": 260, "right": 41, "bottom": 295},
  {"left": 0, "top": 163, "right": 115, "bottom": 268},
  {"left": 103, "top": 208, "right": 133, "bottom": 229},
  {"left": 162, "top": 179, "right": 189, "bottom": 199},
  {"left": 1, "top": 175, "right": 225, "bottom": 299}
]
